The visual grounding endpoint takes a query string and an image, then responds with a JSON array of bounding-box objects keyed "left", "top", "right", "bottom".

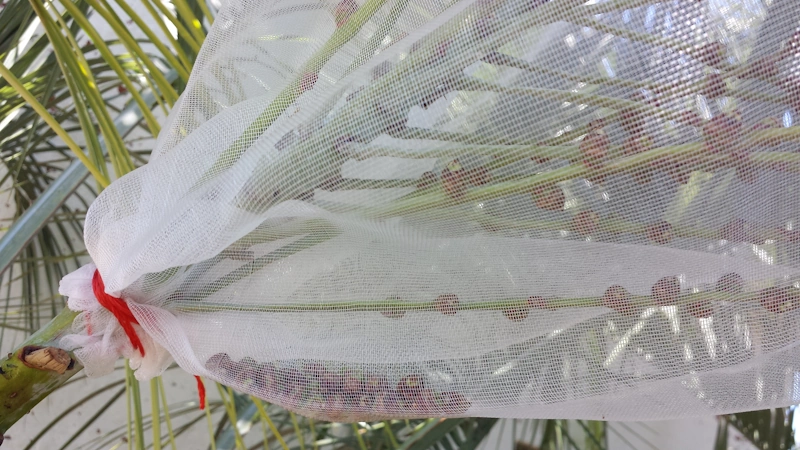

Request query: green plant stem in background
[{"left": 0, "top": 62, "right": 110, "bottom": 186}]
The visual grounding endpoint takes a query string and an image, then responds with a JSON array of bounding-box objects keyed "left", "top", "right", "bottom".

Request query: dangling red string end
[
  {"left": 92, "top": 269, "right": 145, "bottom": 357},
  {"left": 195, "top": 376, "right": 206, "bottom": 410}
]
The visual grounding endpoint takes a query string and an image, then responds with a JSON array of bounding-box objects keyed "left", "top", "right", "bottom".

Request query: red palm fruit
[
  {"left": 303, "top": 362, "right": 327, "bottom": 379},
  {"left": 416, "top": 171, "right": 437, "bottom": 189},
  {"left": 646, "top": 221, "right": 673, "bottom": 245},
  {"left": 474, "top": 16, "right": 495, "bottom": 38},
  {"left": 571, "top": 211, "right": 600, "bottom": 237},
  {"left": 439, "top": 391, "right": 471, "bottom": 414},
  {"left": 719, "top": 218, "right": 755, "bottom": 243},
  {"left": 206, "top": 353, "right": 233, "bottom": 372},
  {"left": 602, "top": 285, "right": 635, "bottom": 316},
  {"left": 254, "top": 363, "right": 277, "bottom": 393},
  {"left": 381, "top": 295, "right": 406, "bottom": 319},
  {"left": 410, "top": 388, "right": 437, "bottom": 414},
  {"left": 579, "top": 128, "right": 609, "bottom": 169},
  {"left": 677, "top": 110, "right": 702, "bottom": 128},
  {"left": 623, "top": 135, "right": 654, "bottom": 184},
  {"left": 299, "top": 72, "right": 318, "bottom": 93},
  {"left": 397, "top": 375, "right": 425, "bottom": 403},
  {"left": 441, "top": 160, "right": 466, "bottom": 199},
  {"left": 435, "top": 293, "right": 460, "bottom": 315},
  {"left": 697, "top": 42, "right": 726, "bottom": 67},
  {"left": 716, "top": 272, "right": 745, "bottom": 294},
  {"left": 320, "top": 372, "right": 344, "bottom": 395},
  {"left": 734, "top": 153, "right": 758, "bottom": 184},
  {"left": 745, "top": 55, "right": 780, "bottom": 80},
  {"left": 703, "top": 112, "right": 742, "bottom": 153},
  {"left": 621, "top": 134, "right": 653, "bottom": 156},
  {"left": 503, "top": 304, "right": 529, "bottom": 322},
  {"left": 530, "top": 141, "right": 551, "bottom": 164},
  {"left": 651, "top": 276, "right": 680, "bottom": 306},
  {"left": 687, "top": 300, "right": 714, "bottom": 318},
  {"left": 588, "top": 118, "right": 606, "bottom": 131},
  {"left": 759, "top": 286, "right": 800, "bottom": 313},
  {"left": 333, "top": 0, "right": 357, "bottom": 27},
  {"left": 363, "top": 375, "right": 389, "bottom": 393},
  {"left": 466, "top": 166, "right": 491, "bottom": 186},
  {"left": 702, "top": 73, "right": 727, "bottom": 99},
  {"left": 342, "top": 373, "right": 363, "bottom": 396},
  {"left": 533, "top": 185, "right": 565, "bottom": 211},
  {"left": 620, "top": 91, "right": 646, "bottom": 134},
  {"left": 117, "top": 84, "right": 127, "bottom": 94},
  {"left": 373, "top": 390, "right": 401, "bottom": 414}
]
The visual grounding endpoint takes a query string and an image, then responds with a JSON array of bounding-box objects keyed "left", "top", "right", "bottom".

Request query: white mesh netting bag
[{"left": 58, "top": 0, "right": 800, "bottom": 421}]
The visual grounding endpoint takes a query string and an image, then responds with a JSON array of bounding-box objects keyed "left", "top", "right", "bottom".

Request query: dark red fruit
[
  {"left": 697, "top": 42, "right": 726, "bottom": 67},
  {"left": 646, "top": 221, "right": 673, "bottom": 245},
  {"left": 435, "top": 293, "right": 459, "bottom": 315},
  {"left": 117, "top": 84, "right": 127, "bottom": 94},
  {"left": 602, "top": 285, "right": 635, "bottom": 315},
  {"left": 334, "top": 0, "right": 357, "bottom": 27},
  {"left": 652, "top": 276, "right": 680, "bottom": 306},
  {"left": 503, "top": 304, "right": 529, "bottom": 322},
  {"left": 703, "top": 111, "right": 742, "bottom": 153},
  {"left": 677, "top": 110, "right": 702, "bottom": 128},
  {"left": 620, "top": 91, "right": 646, "bottom": 134},
  {"left": 300, "top": 72, "right": 318, "bottom": 93},
  {"left": 571, "top": 211, "right": 600, "bottom": 237},
  {"left": 745, "top": 55, "right": 780, "bottom": 80},
  {"left": 381, "top": 295, "right": 406, "bottom": 318},
  {"left": 474, "top": 16, "right": 496, "bottom": 38},
  {"left": 687, "top": 300, "right": 713, "bottom": 318},
  {"left": 441, "top": 160, "right": 466, "bottom": 200},
  {"left": 719, "top": 218, "right": 754, "bottom": 243},
  {"left": 588, "top": 118, "right": 606, "bottom": 131},
  {"left": 579, "top": 128, "right": 609, "bottom": 169},
  {"left": 621, "top": 134, "right": 653, "bottom": 157},
  {"left": 702, "top": 73, "right": 727, "bottom": 99},
  {"left": 397, "top": 375, "right": 425, "bottom": 402},
  {"left": 466, "top": 166, "right": 491, "bottom": 186},
  {"left": 416, "top": 171, "right": 437, "bottom": 189},
  {"left": 734, "top": 153, "right": 758, "bottom": 184},
  {"left": 254, "top": 363, "right": 277, "bottom": 392},
  {"left": 716, "top": 273, "right": 745, "bottom": 294},
  {"left": 206, "top": 353, "right": 233, "bottom": 372},
  {"left": 439, "top": 391, "right": 471, "bottom": 414},
  {"left": 533, "top": 185, "right": 565, "bottom": 211},
  {"left": 363, "top": 375, "right": 389, "bottom": 393},
  {"left": 320, "top": 372, "right": 344, "bottom": 395},
  {"left": 759, "top": 286, "right": 800, "bottom": 313}
]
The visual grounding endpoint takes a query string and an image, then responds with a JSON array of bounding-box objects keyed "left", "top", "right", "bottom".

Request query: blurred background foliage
[{"left": 0, "top": 0, "right": 796, "bottom": 448}]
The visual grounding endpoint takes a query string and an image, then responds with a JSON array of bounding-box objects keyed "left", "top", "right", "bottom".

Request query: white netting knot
[{"left": 58, "top": 263, "right": 173, "bottom": 379}]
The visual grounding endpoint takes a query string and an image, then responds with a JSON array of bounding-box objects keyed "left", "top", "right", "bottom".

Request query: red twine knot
[
  {"left": 92, "top": 269, "right": 205, "bottom": 410},
  {"left": 92, "top": 269, "right": 145, "bottom": 357}
]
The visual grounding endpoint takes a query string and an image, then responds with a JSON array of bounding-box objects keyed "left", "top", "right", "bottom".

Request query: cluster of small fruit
[
  {"left": 601, "top": 272, "right": 800, "bottom": 318},
  {"left": 205, "top": 354, "right": 471, "bottom": 416}
]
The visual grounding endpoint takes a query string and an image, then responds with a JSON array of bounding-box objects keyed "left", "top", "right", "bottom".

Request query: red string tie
[
  {"left": 92, "top": 269, "right": 145, "bottom": 357},
  {"left": 92, "top": 269, "right": 205, "bottom": 410}
]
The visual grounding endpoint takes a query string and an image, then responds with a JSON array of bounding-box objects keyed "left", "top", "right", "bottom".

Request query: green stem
[
  {"left": 0, "top": 308, "right": 81, "bottom": 435},
  {"left": 252, "top": 397, "right": 291, "bottom": 450},
  {"left": 171, "top": 289, "right": 781, "bottom": 314}
]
